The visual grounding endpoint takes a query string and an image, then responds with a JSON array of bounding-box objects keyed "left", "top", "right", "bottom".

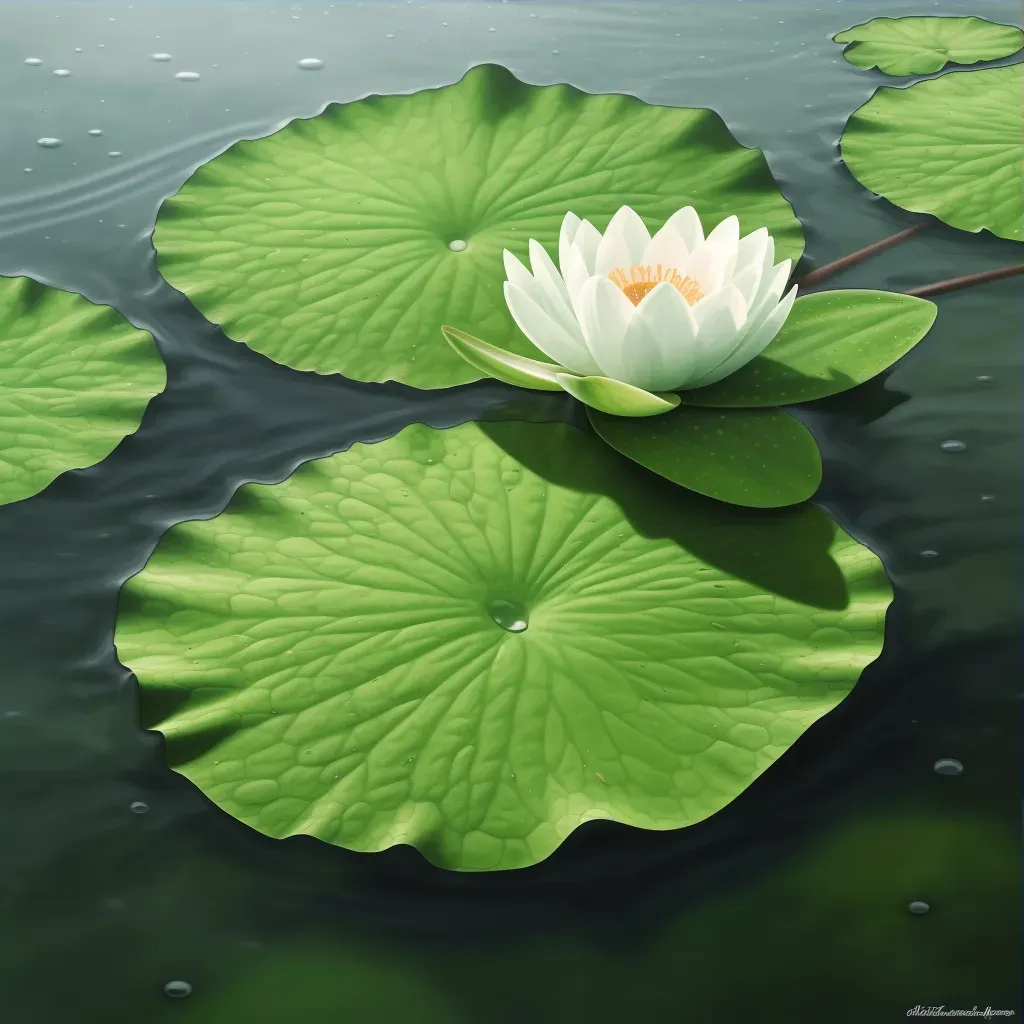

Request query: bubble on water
[
  {"left": 151, "top": 53, "right": 172, "bottom": 62},
  {"left": 87, "top": 128, "right": 103, "bottom": 136},
  {"left": 907, "top": 901, "right": 930, "bottom": 915},
  {"left": 53, "top": 69, "right": 72, "bottom": 77},
  {"left": 37, "top": 138, "right": 63, "bottom": 148},
  {"left": 386, "top": 33, "right": 395, "bottom": 38},
  {"left": 298, "top": 58, "right": 324, "bottom": 70},
  {"left": 980, "top": 494, "right": 995, "bottom": 502},
  {"left": 163, "top": 980, "right": 192, "bottom": 999},
  {"left": 919, "top": 549, "right": 938, "bottom": 559},
  {"left": 933, "top": 758, "right": 963, "bottom": 776},
  {"left": 940, "top": 440, "right": 966, "bottom": 452},
  {"left": 174, "top": 71, "right": 200, "bottom": 81},
  {"left": 976, "top": 374, "right": 993, "bottom": 382},
  {"left": 24, "top": 167, "right": 32, "bottom": 173},
  {"left": 75, "top": 47, "right": 83, "bottom": 53},
  {"left": 108, "top": 151, "right": 122, "bottom": 158},
  {"left": 24, "top": 58, "right": 43, "bottom": 66},
  {"left": 129, "top": 800, "right": 149, "bottom": 814},
  {"left": 448, "top": 239, "right": 468, "bottom": 252}
]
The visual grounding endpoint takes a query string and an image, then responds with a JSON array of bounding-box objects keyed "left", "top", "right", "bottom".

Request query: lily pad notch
[{"left": 152, "top": 63, "right": 803, "bottom": 389}]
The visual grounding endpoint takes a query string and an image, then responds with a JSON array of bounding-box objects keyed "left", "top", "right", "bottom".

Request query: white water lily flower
[{"left": 443, "top": 205, "right": 798, "bottom": 417}]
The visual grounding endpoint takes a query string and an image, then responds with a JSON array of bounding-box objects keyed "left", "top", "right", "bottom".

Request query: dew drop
[
  {"left": 940, "top": 440, "right": 966, "bottom": 452},
  {"left": 976, "top": 374, "right": 993, "bottom": 382},
  {"left": 87, "top": 128, "right": 103, "bottom": 136},
  {"left": 129, "top": 801, "right": 149, "bottom": 814},
  {"left": 488, "top": 598, "right": 528, "bottom": 633},
  {"left": 53, "top": 69, "right": 72, "bottom": 77},
  {"left": 448, "top": 239, "right": 468, "bottom": 252},
  {"left": 298, "top": 57, "right": 324, "bottom": 70},
  {"left": 36, "top": 137, "right": 62, "bottom": 148},
  {"left": 163, "top": 980, "right": 192, "bottom": 999},
  {"left": 107, "top": 151, "right": 122, "bottom": 158},
  {"left": 24, "top": 57, "right": 43, "bottom": 66},
  {"left": 980, "top": 494, "right": 995, "bottom": 502},
  {"left": 907, "top": 901, "right": 930, "bottom": 915},
  {"left": 151, "top": 52, "right": 173, "bottom": 62},
  {"left": 919, "top": 549, "right": 938, "bottom": 559},
  {"left": 174, "top": 71, "right": 201, "bottom": 81},
  {"left": 933, "top": 757, "right": 963, "bottom": 776}
]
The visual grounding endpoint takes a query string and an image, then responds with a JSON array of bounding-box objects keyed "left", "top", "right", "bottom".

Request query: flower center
[{"left": 608, "top": 264, "right": 704, "bottom": 307}]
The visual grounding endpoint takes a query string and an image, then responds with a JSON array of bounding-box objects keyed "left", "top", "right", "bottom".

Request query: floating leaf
[
  {"left": 841, "top": 65, "right": 1023, "bottom": 241},
  {"left": 115, "top": 421, "right": 887, "bottom": 871},
  {"left": 588, "top": 405, "right": 821, "bottom": 508},
  {"left": 0, "top": 275, "right": 165, "bottom": 507},
  {"left": 679, "top": 290, "right": 937, "bottom": 408},
  {"left": 834, "top": 16, "right": 1024, "bottom": 76},
  {"left": 154, "top": 63, "right": 803, "bottom": 389}
]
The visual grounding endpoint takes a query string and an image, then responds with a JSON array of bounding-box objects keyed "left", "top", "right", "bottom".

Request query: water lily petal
[
  {"left": 441, "top": 326, "right": 565, "bottom": 391},
  {"left": 690, "top": 285, "right": 748, "bottom": 374},
  {"left": 574, "top": 275, "right": 637, "bottom": 379},
  {"left": 562, "top": 247, "right": 592, "bottom": 321},
  {"left": 594, "top": 206, "right": 651, "bottom": 276},
  {"left": 683, "top": 238, "right": 734, "bottom": 295},
  {"left": 689, "top": 284, "right": 798, "bottom": 387},
  {"left": 745, "top": 258, "right": 792, "bottom": 333},
  {"left": 554, "top": 372, "right": 680, "bottom": 417},
  {"left": 730, "top": 263, "right": 763, "bottom": 310},
  {"left": 640, "top": 226, "right": 690, "bottom": 274},
  {"left": 734, "top": 226, "right": 769, "bottom": 275},
  {"left": 623, "top": 281, "right": 701, "bottom": 391},
  {"left": 571, "top": 219, "right": 603, "bottom": 275},
  {"left": 505, "top": 247, "right": 582, "bottom": 345},
  {"left": 528, "top": 238, "right": 583, "bottom": 334},
  {"left": 662, "top": 206, "right": 704, "bottom": 253},
  {"left": 504, "top": 281, "right": 601, "bottom": 375},
  {"left": 704, "top": 215, "right": 740, "bottom": 281},
  {"left": 558, "top": 211, "right": 582, "bottom": 279}
]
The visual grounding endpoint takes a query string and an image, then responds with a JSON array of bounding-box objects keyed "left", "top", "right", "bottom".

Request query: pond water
[{"left": 0, "top": 2, "right": 1019, "bottom": 1021}]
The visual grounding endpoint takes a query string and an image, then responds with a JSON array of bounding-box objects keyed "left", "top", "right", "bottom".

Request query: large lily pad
[
  {"left": 115, "top": 420, "right": 890, "bottom": 871},
  {"left": 679, "top": 290, "right": 937, "bottom": 408},
  {"left": 154, "top": 63, "right": 803, "bottom": 390},
  {"left": 834, "top": 16, "right": 1024, "bottom": 76},
  {"left": 841, "top": 65, "right": 1023, "bottom": 241},
  {"left": 0, "top": 275, "right": 165, "bottom": 507}
]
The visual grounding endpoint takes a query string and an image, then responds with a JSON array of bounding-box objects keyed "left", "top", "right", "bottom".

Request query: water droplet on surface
[
  {"left": 37, "top": 138, "right": 62, "bottom": 148},
  {"left": 940, "top": 440, "right": 966, "bottom": 452},
  {"left": 151, "top": 53, "right": 172, "bottom": 62},
  {"left": 53, "top": 69, "right": 71, "bottom": 77},
  {"left": 74, "top": 47, "right": 83, "bottom": 53},
  {"left": 488, "top": 599, "right": 528, "bottom": 633},
  {"left": 907, "top": 901, "right": 930, "bottom": 915},
  {"left": 107, "top": 151, "right": 122, "bottom": 158},
  {"left": 164, "top": 980, "right": 192, "bottom": 999},
  {"left": 976, "top": 374, "right": 992, "bottom": 382},
  {"left": 130, "top": 801, "right": 149, "bottom": 814},
  {"left": 448, "top": 239, "right": 468, "bottom": 252},
  {"left": 24, "top": 58, "right": 43, "bottom": 66},
  {"left": 23, "top": 167, "right": 32, "bottom": 173},
  {"left": 933, "top": 758, "right": 963, "bottom": 776},
  {"left": 88, "top": 128, "right": 103, "bottom": 136},
  {"left": 980, "top": 494, "right": 995, "bottom": 502},
  {"left": 298, "top": 58, "right": 324, "bottom": 70},
  {"left": 174, "top": 71, "right": 200, "bottom": 81},
  {"left": 920, "top": 549, "right": 938, "bottom": 559}
]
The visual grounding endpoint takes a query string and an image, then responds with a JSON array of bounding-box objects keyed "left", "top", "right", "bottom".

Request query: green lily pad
[
  {"left": 154, "top": 63, "right": 803, "bottom": 390},
  {"left": 115, "top": 420, "right": 888, "bottom": 871},
  {"left": 834, "top": 16, "right": 1024, "bottom": 76},
  {"left": 589, "top": 405, "right": 821, "bottom": 508},
  {"left": 841, "top": 64, "right": 1024, "bottom": 241},
  {"left": 679, "top": 290, "right": 937, "bottom": 408},
  {"left": 0, "top": 275, "right": 165, "bottom": 507}
]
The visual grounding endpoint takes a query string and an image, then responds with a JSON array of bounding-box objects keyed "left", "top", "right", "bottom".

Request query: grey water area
[{"left": 0, "top": 0, "right": 1020, "bottom": 1021}]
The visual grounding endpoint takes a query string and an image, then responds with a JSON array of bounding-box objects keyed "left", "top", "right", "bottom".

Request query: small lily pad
[
  {"left": 841, "top": 64, "right": 1023, "bottom": 241},
  {"left": 154, "top": 63, "right": 803, "bottom": 389},
  {"left": 115, "top": 420, "right": 888, "bottom": 871},
  {"left": 834, "top": 16, "right": 1024, "bottom": 76},
  {"left": 588, "top": 405, "right": 821, "bottom": 508},
  {"left": 0, "top": 275, "right": 165, "bottom": 507},
  {"left": 679, "top": 290, "right": 937, "bottom": 408}
]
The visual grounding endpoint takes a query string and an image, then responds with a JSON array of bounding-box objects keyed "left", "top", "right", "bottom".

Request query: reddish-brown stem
[
  {"left": 904, "top": 263, "right": 1024, "bottom": 298},
  {"left": 794, "top": 222, "right": 931, "bottom": 288}
]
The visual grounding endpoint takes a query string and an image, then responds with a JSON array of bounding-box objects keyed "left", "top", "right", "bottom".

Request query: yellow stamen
[{"left": 608, "top": 264, "right": 704, "bottom": 306}]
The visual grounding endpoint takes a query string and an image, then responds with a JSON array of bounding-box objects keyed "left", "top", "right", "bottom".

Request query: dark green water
[{"left": 0, "top": 2, "right": 1020, "bottom": 1021}]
